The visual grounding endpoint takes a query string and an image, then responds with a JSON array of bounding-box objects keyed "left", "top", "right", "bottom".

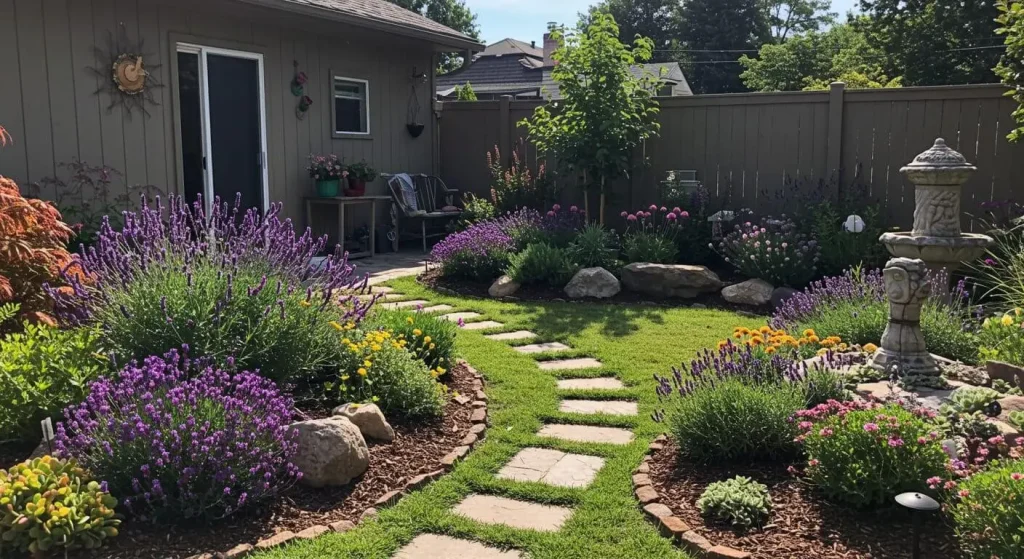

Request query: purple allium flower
[
  {"left": 627, "top": 214, "right": 638, "bottom": 222},
  {"left": 55, "top": 349, "right": 300, "bottom": 522}
]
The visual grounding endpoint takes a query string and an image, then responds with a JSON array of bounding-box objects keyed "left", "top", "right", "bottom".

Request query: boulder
[
  {"left": 488, "top": 275, "right": 520, "bottom": 297},
  {"left": 564, "top": 267, "right": 621, "bottom": 299},
  {"left": 770, "top": 287, "right": 799, "bottom": 309},
  {"left": 620, "top": 263, "right": 722, "bottom": 298},
  {"left": 291, "top": 417, "right": 369, "bottom": 488},
  {"left": 987, "top": 360, "right": 1024, "bottom": 389},
  {"left": 332, "top": 403, "right": 395, "bottom": 442},
  {"left": 721, "top": 279, "right": 774, "bottom": 306}
]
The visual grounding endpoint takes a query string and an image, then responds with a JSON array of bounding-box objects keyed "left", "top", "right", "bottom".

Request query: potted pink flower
[{"left": 308, "top": 154, "right": 347, "bottom": 197}]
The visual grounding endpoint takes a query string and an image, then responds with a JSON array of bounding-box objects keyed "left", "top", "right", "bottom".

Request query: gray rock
[
  {"left": 619, "top": 263, "right": 722, "bottom": 298},
  {"left": 987, "top": 360, "right": 1024, "bottom": 389},
  {"left": 564, "top": 267, "right": 620, "bottom": 299},
  {"left": 332, "top": 403, "right": 395, "bottom": 441},
  {"left": 488, "top": 275, "right": 520, "bottom": 297},
  {"left": 292, "top": 417, "right": 369, "bottom": 488},
  {"left": 770, "top": 287, "right": 799, "bottom": 308},
  {"left": 721, "top": 279, "right": 774, "bottom": 306}
]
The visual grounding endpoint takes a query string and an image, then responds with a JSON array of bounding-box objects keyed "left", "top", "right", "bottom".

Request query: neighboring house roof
[
  {"left": 476, "top": 38, "right": 543, "bottom": 60},
  {"left": 636, "top": 63, "right": 693, "bottom": 96},
  {"left": 237, "top": 0, "right": 482, "bottom": 50},
  {"left": 437, "top": 55, "right": 542, "bottom": 88}
]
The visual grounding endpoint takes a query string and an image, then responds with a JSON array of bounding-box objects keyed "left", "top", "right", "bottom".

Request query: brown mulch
[
  {"left": 419, "top": 269, "right": 769, "bottom": 315},
  {"left": 648, "top": 441, "right": 959, "bottom": 559},
  {"left": 2, "top": 362, "right": 478, "bottom": 559}
]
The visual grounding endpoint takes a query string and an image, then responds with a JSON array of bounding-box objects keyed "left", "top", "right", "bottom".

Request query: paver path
[
  {"left": 538, "top": 357, "right": 604, "bottom": 371},
  {"left": 453, "top": 495, "right": 573, "bottom": 531},
  {"left": 497, "top": 448, "right": 606, "bottom": 488},
  {"left": 559, "top": 399, "right": 638, "bottom": 416},
  {"left": 394, "top": 534, "right": 522, "bottom": 559}
]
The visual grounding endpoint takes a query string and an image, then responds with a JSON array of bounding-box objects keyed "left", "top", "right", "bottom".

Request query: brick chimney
[{"left": 543, "top": 22, "right": 558, "bottom": 67}]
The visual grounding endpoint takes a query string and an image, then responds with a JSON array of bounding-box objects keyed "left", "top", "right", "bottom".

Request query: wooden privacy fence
[{"left": 437, "top": 83, "right": 1024, "bottom": 228}]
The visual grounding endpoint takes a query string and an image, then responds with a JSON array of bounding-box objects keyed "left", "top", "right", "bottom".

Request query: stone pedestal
[{"left": 870, "top": 258, "right": 940, "bottom": 376}]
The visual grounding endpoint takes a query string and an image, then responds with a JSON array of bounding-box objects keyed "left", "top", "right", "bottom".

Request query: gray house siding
[{"left": 0, "top": 0, "right": 438, "bottom": 229}]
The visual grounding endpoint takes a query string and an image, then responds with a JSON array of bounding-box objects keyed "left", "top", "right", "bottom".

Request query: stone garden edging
[
  {"left": 632, "top": 435, "right": 751, "bottom": 559},
  {"left": 185, "top": 360, "right": 490, "bottom": 559}
]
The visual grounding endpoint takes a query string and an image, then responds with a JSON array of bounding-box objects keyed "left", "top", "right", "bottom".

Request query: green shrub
[
  {"left": 697, "top": 476, "right": 772, "bottom": 529},
  {"left": 665, "top": 378, "right": 803, "bottom": 463},
  {"left": 506, "top": 242, "right": 577, "bottom": 287},
  {"left": 364, "top": 308, "right": 458, "bottom": 370},
  {"left": 0, "top": 323, "right": 110, "bottom": 442},
  {"left": 623, "top": 230, "right": 678, "bottom": 264},
  {"left": 568, "top": 224, "right": 618, "bottom": 269},
  {"left": 950, "top": 459, "right": 1024, "bottom": 559},
  {"left": 0, "top": 456, "right": 120, "bottom": 555},
  {"left": 800, "top": 364, "right": 851, "bottom": 408},
  {"left": 447, "top": 193, "right": 495, "bottom": 233},
  {"left": 978, "top": 308, "right": 1024, "bottom": 366},
  {"left": 801, "top": 405, "right": 947, "bottom": 508},
  {"left": 807, "top": 202, "right": 887, "bottom": 277}
]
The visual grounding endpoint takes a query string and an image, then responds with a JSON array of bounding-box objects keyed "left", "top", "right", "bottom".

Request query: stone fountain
[{"left": 870, "top": 139, "right": 993, "bottom": 379}]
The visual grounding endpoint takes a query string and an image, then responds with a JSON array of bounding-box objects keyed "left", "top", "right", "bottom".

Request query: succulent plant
[
  {"left": 944, "top": 386, "right": 1002, "bottom": 415},
  {"left": 0, "top": 456, "right": 119, "bottom": 556},
  {"left": 697, "top": 475, "right": 772, "bottom": 528},
  {"left": 1009, "top": 410, "right": 1024, "bottom": 430}
]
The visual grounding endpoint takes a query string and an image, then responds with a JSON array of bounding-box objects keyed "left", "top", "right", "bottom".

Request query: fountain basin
[{"left": 880, "top": 231, "right": 993, "bottom": 272}]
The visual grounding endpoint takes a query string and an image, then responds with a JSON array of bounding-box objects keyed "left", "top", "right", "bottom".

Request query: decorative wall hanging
[
  {"left": 291, "top": 61, "right": 307, "bottom": 97},
  {"left": 406, "top": 67, "right": 427, "bottom": 138},
  {"left": 88, "top": 23, "right": 163, "bottom": 118},
  {"left": 296, "top": 95, "right": 313, "bottom": 120}
]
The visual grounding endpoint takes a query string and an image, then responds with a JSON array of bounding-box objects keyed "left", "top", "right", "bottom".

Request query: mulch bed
[
  {"left": 418, "top": 269, "right": 769, "bottom": 315},
  {"left": 648, "top": 440, "right": 959, "bottom": 559},
  {"left": 1, "top": 362, "right": 478, "bottom": 559}
]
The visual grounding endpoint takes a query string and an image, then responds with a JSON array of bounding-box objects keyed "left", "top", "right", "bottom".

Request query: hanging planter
[
  {"left": 406, "top": 123, "right": 425, "bottom": 138},
  {"left": 406, "top": 68, "right": 427, "bottom": 139},
  {"left": 291, "top": 63, "right": 307, "bottom": 97},
  {"left": 296, "top": 95, "right": 313, "bottom": 120}
]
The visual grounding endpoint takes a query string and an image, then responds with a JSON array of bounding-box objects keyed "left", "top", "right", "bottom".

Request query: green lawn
[{"left": 260, "top": 277, "right": 759, "bottom": 559}]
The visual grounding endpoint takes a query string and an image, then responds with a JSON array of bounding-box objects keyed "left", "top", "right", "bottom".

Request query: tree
[
  {"left": 678, "top": 0, "right": 769, "bottom": 93},
  {"left": 588, "top": 0, "right": 686, "bottom": 64},
  {"left": 857, "top": 0, "right": 1003, "bottom": 86},
  {"left": 521, "top": 13, "right": 661, "bottom": 224},
  {"left": 453, "top": 82, "right": 477, "bottom": 101},
  {"left": 390, "top": 0, "right": 480, "bottom": 73},
  {"left": 761, "top": 0, "right": 835, "bottom": 42},
  {"left": 996, "top": 0, "right": 1024, "bottom": 142},
  {"left": 740, "top": 22, "right": 901, "bottom": 91}
]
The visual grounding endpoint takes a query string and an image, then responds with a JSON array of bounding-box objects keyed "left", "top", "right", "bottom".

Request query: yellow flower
[
  {"left": 363, "top": 360, "right": 373, "bottom": 368},
  {"left": 759, "top": 326, "right": 772, "bottom": 334},
  {"left": 406, "top": 317, "right": 414, "bottom": 324},
  {"left": 423, "top": 336, "right": 432, "bottom": 344},
  {"left": 357, "top": 368, "right": 368, "bottom": 376},
  {"left": 329, "top": 321, "right": 343, "bottom": 331},
  {"left": 807, "top": 335, "right": 820, "bottom": 343},
  {"left": 984, "top": 318, "right": 993, "bottom": 328},
  {"left": 733, "top": 332, "right": 744, "bottom": 339},
  {"left": 863, "top": 343, "right": 879, "bottom": 353},
  {"left": 803, "top": 329, "right": 816, "bottom": 338},
  {"left": 300, "top": 300, "right": 312, "bottom": 307},
  {"left": 717, "top": 340, "right": 728, "bottom": 350},
  {"left": 341, "top": 374, "right": 350, "bottom": 381},
  {"left": 749, "top": 337, "right": 763, "bottom": 346},
  {"left": 371, "top": 344, "right": 382, "bottom": 352},
  {"left": 765, "top": 346, "right": 776, "bottom": 354},
  {"left": 429, "top": 343, "right": 436, "bottom": 349},
  {"left": 413, "top": 329, "right": 422, "bottom": 336},
  {"left": 1002, "top": 314, "right": 1015, "bottom": 327}
]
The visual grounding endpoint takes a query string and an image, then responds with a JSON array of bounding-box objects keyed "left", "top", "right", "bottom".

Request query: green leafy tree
[
  {"left": 996, "top": 0, "right": 1024, "bottom": 142},
  {"left": 588, "top": 0, "right": 687, "bottom": 64},
  {"left": 740, "top": 22, "right": 901, "bottom": 91},
  {"left": 679, "top": 0, "right": 769, "bottom": 93},
  {"left": 857, "top": 0, "right": 1003, "bottom": 86},
  {"left": 521, "top": 13, "right": 661, "bottom": 224},
  {"left": 454, "top": 82, "right": 478, "bottom": 100},
  {"left": 761, "top": 0, "right": 835, "bottom": 42},
  {"left": 390, "top": 0, "right": 480, "bottom": 73}
]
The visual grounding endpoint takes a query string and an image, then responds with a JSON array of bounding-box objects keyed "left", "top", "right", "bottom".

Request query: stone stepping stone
[
  {"left": 461, "top": 320, "right": 504, "bottom": 331},
  {"left": 441, "top": 311, "right": 482, "bottom": 322},
  {"left": 556, "top": 377, "right": 625, "bottom": 390},
  {"left": 497, "top": 447, "right": 605, "bottom": 488},
  {"left": 452, "top": 494, "right": 573, "bottom": 532},
  {"left": 381, "top": 300, "right": 430, "bottom": 310},
  {"left": 537, "top": 424, "right": 635, "bottom": 445},
  {"left": 370, "top": 286, "right": 394, "bottom": 294},
  {"left": 559, "top": 399, "right": 638, "bottom": 416},
  {"left": 394, "top": 534, "right": 522, "bottom": 559},
  {"left": 486, "top": 331, "right": 538, "bottom": 341},
  {"left": 538, "top": 358, "right": 603, "bottom": 371},
  {"left": 418, "top": 304, "right": 454, "bottom": 313},
  {"left": 515, "top": 342, "right": 571, "bottom": 354}
]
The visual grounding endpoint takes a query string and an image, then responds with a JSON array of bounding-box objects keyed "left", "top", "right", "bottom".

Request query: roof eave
[{"left": 234, "top": 0, "right": 484, "bottom": 51}]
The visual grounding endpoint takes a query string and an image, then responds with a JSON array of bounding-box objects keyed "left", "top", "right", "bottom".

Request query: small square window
[{"left": 333, "top": 77, "right": 369, "bottom": 135}]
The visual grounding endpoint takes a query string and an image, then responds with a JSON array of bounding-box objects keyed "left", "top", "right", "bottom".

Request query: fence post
[
  {"left": 499, "top": 95, "right": 513, "bottom": 167},
  {"left": 826, "top": 82, "right": 846, "bottom": 186}
]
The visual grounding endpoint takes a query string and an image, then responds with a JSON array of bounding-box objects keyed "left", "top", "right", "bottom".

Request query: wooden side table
[{"left": 305, "top": 196, "right": 392, "bottom": 259}]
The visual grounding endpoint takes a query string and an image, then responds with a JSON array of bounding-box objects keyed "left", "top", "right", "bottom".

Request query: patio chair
[{"left": 382, "top": 173, "right": 462, "bottom": 252}]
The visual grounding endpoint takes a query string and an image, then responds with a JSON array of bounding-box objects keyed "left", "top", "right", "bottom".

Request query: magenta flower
[
  {"left": 985, "top": 258, "right": 997, "bottom": 266},
  {"left": 808, "top": 458, "right": 820, "bottom": 467},
  {"left": 818, "top": 427, "right": 834, "bottom": 437},
  {"left": 680, "top": 211, "right": 690, "bottom": 218},
  {"left": 672, "top": 207, "right": 682, "bottom": 214},
  {"left": 547, "top": 211, "right": 556, "bottom": 217},
  {"left": 666, "top": 213, "right": 677, "bottom": 221},
  {"left": 627, "top": 214, "right": 638, "bottom": 222},
  {"left": 649, "top": 204, "right": 658, "bottom": 211},
  {"left": 1012, "top": 472, "right": 1023, "bottom": 481},
  {"left": 660, "top": 206, "right": 668, "bottom": 212},
  {"left": 917, "top": 436, "right": 927, "bottom": 445},
  {"left": 863, "top": 423, "right": 879, "bottom": 432},
  {"left": 926, "top": 476, "right": 942, "bottom": 488},
  {"left": 552, "top": 204, "right": 561, "bottom": 211},
  {"left": 620, "top": 211, "right": 628, "bottom": 218},
  {"left": 569, "top": 205, "right": 579, "bottom": 213},
  {"left": 958, "top": 489, "right": 970, "bottom": 498},
  {"left": 888, "top": 437, "right": 905, "bottom": 447}
]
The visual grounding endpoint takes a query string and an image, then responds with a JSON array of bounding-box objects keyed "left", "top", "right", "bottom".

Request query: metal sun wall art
[{"left": 89, "top": 23, "right": 163, "bottom": 118}]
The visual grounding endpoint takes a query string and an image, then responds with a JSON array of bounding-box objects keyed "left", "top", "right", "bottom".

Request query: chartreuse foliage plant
[
  {"left": 49, "top": 195, "right": 370, "bottom": 383},
  {"left": 0, "top": 322, "right": 110, "bottom": 442},
  {"left": 0, "top": 456, "right": 120, "bottom": 555},
  {"left": 364, "top": 308, "right": 458, "bottom": 370},
  {"left": 697, "top": 476, "right": 772, "bottom": 529},
  {"left": 950, "top": 458, "right": 1024, "bottom": 559}
]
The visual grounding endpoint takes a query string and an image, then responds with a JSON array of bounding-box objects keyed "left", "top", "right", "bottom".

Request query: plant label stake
[{"left": 41, "top": 417, "right": 54, "bottom": 455}]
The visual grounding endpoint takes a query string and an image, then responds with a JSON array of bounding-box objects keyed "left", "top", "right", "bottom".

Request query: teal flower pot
[{"left": 316, "top": 179, "right": 340, "bottom": 198}]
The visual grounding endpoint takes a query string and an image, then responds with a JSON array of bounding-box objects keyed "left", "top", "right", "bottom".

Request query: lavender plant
[
  {"left": 430, "top": 208, "right": 546, "bottom": 281},
  {"left": 55, "top": 349, "right": 300, "bottom": 522},
  {"left": 771, "top": 267, "right": 979, "bottom": 363},
  {"left": 48, "top": 195, "right": 370, "bottom": 383},
  {"left": 713, "top": 213, "right": 819, "bottom": 287}
]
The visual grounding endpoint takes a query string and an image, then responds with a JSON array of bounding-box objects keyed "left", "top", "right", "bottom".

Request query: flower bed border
[
  {"left": 185, "top": 360, "right": 490, "bottom": 559},
  {"left": 632, "top": 435, "right": 751, "bottom": 559}
]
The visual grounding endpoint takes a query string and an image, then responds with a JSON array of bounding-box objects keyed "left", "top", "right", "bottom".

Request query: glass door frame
[{"left": 175, "top": 42, "right": 270, "bottom": 213}]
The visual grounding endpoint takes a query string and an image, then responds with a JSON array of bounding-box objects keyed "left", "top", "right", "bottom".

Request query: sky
[{"left": 463, "top": 0, "right": 861, "bottom": 45}]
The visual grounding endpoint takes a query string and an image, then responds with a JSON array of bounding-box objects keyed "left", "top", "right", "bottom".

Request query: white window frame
[
  {"left": 176, "top": 43, "right": 270, "bottom": 213},
  {"left": 332, "top": 75, "right": 371, "bottom": 137}
]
